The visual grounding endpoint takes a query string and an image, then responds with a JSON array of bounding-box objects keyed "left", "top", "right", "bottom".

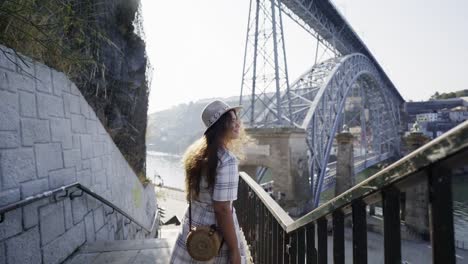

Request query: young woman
[{"left": 170, "top": 100, "right": 248, "bottom": 264}]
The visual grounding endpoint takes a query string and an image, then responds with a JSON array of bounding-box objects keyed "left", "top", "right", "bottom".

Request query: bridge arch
[
  {"left": 259, "top": 53, "right": 402, "bottom": 206},
  {"left": 305, "top": 54, "right": 401, "bottom": 205}
]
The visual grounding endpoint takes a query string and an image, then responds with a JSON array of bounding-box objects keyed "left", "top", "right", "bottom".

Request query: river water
[
  {"left": 146, "top": 151, "right": 185, "bottom": 190},
  {"left": 146, "top": 151, "right": 468, "bottom": 250}
]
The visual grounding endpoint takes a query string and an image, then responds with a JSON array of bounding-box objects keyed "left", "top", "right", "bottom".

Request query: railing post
[
  {"left": 264, "top": 205, "right": 269, "bottom": 263},
  {"left": 382, "top": 186, "right": 401, "bottom": 264},
  {"left": 247, "top": 187, "right": 252, "bottom": 241},
  {"left": 247, "top": 192, "right": 251, "bottom": 237},
  {"left": 276, "top": 222, "right": 281, "bottom": 264},
  {"left": 260, "top": 203, "right": 265, "bottom": 264},
  {"left": 254, "top": 196, "right": 260, "bottom": 263},
  {"left": 333, "top": 210, "right": 345, "bottom": 264},
  {"left": 268, "top": 212, "right": 273, "bottom": 264},
  {"left": 298, "top": 227, "right": 306, "bottom": 264},
  {"left": 290, "top": 231, "right": 298, "bottom": 264},
  {"left": 306, "top": 223, "right": 317, "bottom": 264},
  {"left": 284, "top": 230, "right": 291, "bottom": 264},
  {"left": 273, "top": 221, "right": 279, "bottom": 264},
  {"left": 428, "top": 165, "right": 455, "bottom": 264},
  {"left": 317, "top": 217, "right": 328, "bottom": 263},
  {"left": 352, "top": 199, "right": 367, "bottom": 264},
  {"left": 263, "top": 204, "right": 268, "bottom": 264}
]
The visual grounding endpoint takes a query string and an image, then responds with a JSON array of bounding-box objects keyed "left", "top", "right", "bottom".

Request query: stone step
[
  {"left": 65, "top": 238, "right": 173, "bottom": 264},
  {"left": 159, "top": 227, "right": 180, "bottom": 252},
  {"left": 80, "top": 238, "right": 171, "bottom": 253}
]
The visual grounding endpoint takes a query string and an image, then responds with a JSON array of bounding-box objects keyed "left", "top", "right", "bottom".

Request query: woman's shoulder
[{"left": 217, "top": 147, "right": 238, "bottom": 165}]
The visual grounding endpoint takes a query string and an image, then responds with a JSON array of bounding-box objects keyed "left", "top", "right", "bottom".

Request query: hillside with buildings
[{"left": 404, "top": 95, "right": 468, "bottom": 139}]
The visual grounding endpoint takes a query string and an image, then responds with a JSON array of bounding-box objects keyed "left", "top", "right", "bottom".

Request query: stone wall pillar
[
  {"left": 239, "top": 127, "right": 310, "bottom": 215},
  {"left": 335, "top": 128, "right": 355, "bottom": 196},
  {"left": 403, "top": 129, "right": 431, "bottom": 238}
]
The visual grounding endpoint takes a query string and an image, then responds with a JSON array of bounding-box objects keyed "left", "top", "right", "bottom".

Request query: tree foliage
[{"left": 430, "top": 89, "right": 468, "bottom": 100}]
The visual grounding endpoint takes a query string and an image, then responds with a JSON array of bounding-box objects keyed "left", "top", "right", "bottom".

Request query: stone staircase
[
  {"left": 64, "top": 237, "right": 176, "bottom": 264},
  {"left": 64, "top": 223, "right": 180, "bottom": 264},
  {"left": 63, "top": 187, "right": 186, "bottom": 264}
]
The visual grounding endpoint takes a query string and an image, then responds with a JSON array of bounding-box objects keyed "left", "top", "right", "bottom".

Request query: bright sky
[{"left": 141, "top": 0, "right": 468, "bottom": 114}]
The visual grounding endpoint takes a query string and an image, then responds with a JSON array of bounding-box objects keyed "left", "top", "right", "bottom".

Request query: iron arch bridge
[
  {"left": 239, "top": 0, "right": 405, "bottom": 207},
  {"left": 247, "top": 54, "right": 403, "bottom": 207}
]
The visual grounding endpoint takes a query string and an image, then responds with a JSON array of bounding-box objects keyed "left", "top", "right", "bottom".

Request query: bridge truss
[{"left": 239, "top": 0, "right": 404, "bottom": 207}]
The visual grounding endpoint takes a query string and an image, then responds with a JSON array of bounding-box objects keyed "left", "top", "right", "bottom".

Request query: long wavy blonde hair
[{"left": 182, "top": 109, "right": 251, "bottom": 202}]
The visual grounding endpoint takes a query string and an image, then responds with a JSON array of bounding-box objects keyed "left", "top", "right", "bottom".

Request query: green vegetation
[
  {"left": 1, "top": 0, "right": 108, "bottom": 81},
  {"left": 430, "top": 90, "right": 468, "bottom": 100},
  {"left": 0, "top": 0, "right": 150, "bottom": 180}
]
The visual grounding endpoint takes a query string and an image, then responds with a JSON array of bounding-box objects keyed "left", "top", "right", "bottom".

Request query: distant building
[
  {"left": 404, "top": 98, "right": 465, "bottom": 117},
  {"left": 425, "top": 121, "right": 459, "bottom": 138},
  {"left": 460, "top": 97, "right": 468, "bottom": 106},
  {"left": 450, "top": 112, "right": 468, "bottom": 122},
  {"left": 437, "top": 111, "right": 451, "bottom": 121},
  {"left": 448, "top": 106, "right": 468, "bottom": 122},
  {"left": 416, "top": 113, "right": 438, "bottom": 122},
  {"left": 404, "top": 98, "right": 467, "bottom": 140}
]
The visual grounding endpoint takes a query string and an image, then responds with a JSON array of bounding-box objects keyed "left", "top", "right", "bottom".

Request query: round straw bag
[{"left": 186, "top": 224, "right": 222, "bottom": 261}]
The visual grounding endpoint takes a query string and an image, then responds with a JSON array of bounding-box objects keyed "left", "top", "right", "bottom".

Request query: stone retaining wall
[{"left": 0, "top": 45, "right": 157, "bottom": 264}]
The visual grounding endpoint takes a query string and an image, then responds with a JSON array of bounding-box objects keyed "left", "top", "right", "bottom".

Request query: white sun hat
[{"left": 201, "top": 100, "right": 242, "bottom": 134}]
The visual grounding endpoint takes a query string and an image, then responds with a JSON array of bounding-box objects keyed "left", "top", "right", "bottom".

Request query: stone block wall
[{"left": 0, "top": 45, "right": 157, "bottom": 264}]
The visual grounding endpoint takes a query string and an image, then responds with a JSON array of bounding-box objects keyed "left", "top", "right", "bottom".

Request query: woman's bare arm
[{"left": 213, "top": 201, "right": 240, "bottom": 257}]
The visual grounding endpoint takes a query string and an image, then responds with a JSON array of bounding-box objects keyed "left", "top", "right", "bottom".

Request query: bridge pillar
[
  {"left": 403, "top": 129, "right": 431, "bottom": 238},
  {"left": 239, "top": 127, "right": 310, "bottom": 214},
  {"left": 335, "top": 128, "right": 355, "bottom": 196}
]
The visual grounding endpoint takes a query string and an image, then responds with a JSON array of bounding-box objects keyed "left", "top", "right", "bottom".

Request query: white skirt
[{"left": 169, "top": 203, "right": 247, "bottom": 264}]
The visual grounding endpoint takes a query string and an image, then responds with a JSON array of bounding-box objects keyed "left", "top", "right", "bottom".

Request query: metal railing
[
  {"left": 234, "top": 120, "right": 468, "bottom": 264},
  {"left": 0, "top": 182, "right": 159, "bottom": 234}
]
